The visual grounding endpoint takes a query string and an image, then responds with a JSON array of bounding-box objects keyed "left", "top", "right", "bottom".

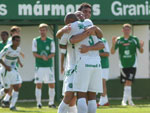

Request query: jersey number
[{"left": 88, "top": 36, "right": 94, "bottom": 46}]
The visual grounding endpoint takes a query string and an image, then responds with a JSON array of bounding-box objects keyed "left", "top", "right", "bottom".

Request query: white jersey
[
  {"left": 68, "top": 19, "right": 100, "bottom": 61},
  {"left": 60, "top": 33, "right": 75, "bottom": 69},
  {"left": 0, "top": 45, "right": 21, "bottom": 69}
]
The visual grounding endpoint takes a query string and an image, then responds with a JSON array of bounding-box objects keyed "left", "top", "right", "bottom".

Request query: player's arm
[
  {"left": 0, "top": 47, "right": 11, "bottom": 71},
  {"left": 47, "top": 41, "right": 55, "bottom": 59},
  {"left": 60, "top": 45, "right": 67, "bottom": 74},
  {"left": 56, "top": 25, "right": 71, "bottom": 39},
  {"left": 20, "top": 52, "right": 25, "bottom": 58},
  {"left": 139, "top": 40, "right": 144, "bottom": 53},
  {"left": 17, "top": 57, "right": 23, "bottom": 68},
  {"left": 94, "top": 26, "right": 103, "bottom": 38},
  {"left": 111, "top": 36, "right": 117, "bottom": 54},
  {"left": 80, "top": 41, "right": 104, "bottom": 53}
]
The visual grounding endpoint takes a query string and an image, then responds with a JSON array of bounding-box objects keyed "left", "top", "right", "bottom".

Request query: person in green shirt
[
  {"left": 32, "top": 23, "right": 56, "bottom": 108},
  {"left": 97, "top": 38, "right": 110, "bottom": 107},
  {"left": 111, "top": 23, "right": 144, "bottom": 106},
  {"left": 0, "top": 31, "right": 9, "bottom": 51}
]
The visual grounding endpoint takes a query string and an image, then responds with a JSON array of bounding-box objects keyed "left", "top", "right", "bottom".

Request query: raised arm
[
  {"left": 56, "top": 25, "right": 71, "bottom": 39},
  {"left": 111, "top": 37, "right": 117, "bottom": 54}
]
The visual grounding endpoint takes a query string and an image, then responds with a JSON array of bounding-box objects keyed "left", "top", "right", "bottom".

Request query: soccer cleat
[
  {"left": 49, "top": 104, "right": 56, "bottom": 108},
  {"left": 10, "top": 106, "right": 17, "bottom": 111},
  {"left": 97, "top": 102, "right": 110, "bottom": 107},
  {"left": 1, "top": 101, "right": 10, "bottom": 108},
  {"left": 128, "top": 100, "right": 135, "bottom": 106},
  {"left": 121, "top": 100, "right": 127, "bottom": 106},
  {"left": 37, "top": 104, "right": 42, "bottom": 109}
]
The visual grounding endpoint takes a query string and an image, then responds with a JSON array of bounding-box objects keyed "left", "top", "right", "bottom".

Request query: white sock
[
  {"left": 123, "top": 86, "right": 129, "bottom": 102},
  {"left": 49, "top": 88, "right": 55, "bottom": 105},
  {"left": 99, "top": 95, "right": 108, "bottom": 105},
  {"left": 126, "top": 86, "right": 132, "bottom": 101},
  {"left": 35, "top": 88, "right": 41, "bottom": 105},
  {"left": 77, "top": 98, "right": 87, "bottom": 113},
  {"left": 58, "top": 101, "right": 69, "bottom": 113},
  {"left": 10, "top": 91, "right": 19, "bottom": 108},
  {"left": 88, "top": 100, "right": 97, "bottom": 113},
  {"left": 0, "top": 88, "right": 5, "bottom": 99},
  {"left": 3, "top": 94, "right": 11, "bottom": 101},
  {"left": 68, "top": 105, "right": 77, "bottom": 113}
]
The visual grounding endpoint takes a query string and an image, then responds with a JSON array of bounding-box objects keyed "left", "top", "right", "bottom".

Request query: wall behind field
[{"left": 0, "top": 25, "right": 149, "bottom": 81}]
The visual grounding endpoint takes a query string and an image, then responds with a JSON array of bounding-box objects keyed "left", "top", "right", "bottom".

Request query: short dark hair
[
  {"left": 78, "top": 3, "right": 91, "bottom": 11},
  {"left": 64, "top": 13, "right": 78, "bottom": 24},
  {"left": 12, "top": 35, "right": 20, "bottom": 41},
  {"left": 1, "top": 31, "right": 9, "bottom": 36}
]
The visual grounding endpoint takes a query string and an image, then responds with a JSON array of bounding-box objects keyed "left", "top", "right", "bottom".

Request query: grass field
[{"left": 0, "top": 99, "right": 150, "bottom": 113}]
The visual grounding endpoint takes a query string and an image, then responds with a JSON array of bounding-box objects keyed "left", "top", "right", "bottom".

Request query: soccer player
[
  {"left": 111, "top": 23, "right": 144, "bottom": 106},
  {"left": 97, "top": 38, "right": 110, "bottom": 107},
  {"left": 0, "top": 35, "right": 23, "bottom": 110},
  {"left": 57, "top": 12, "right": 104, "bottom": 113},
  {"left": 0, "top": 31, "right": 9, "bottom": 51},
  {"left": 1, "top": 26, "right": 24, "bottom": 108},
  {"left": 0, "top": 31, "right": 9, "bottom": 90},
  {"left": 32, "top": 23, "right": 56, "bottom": 108}
]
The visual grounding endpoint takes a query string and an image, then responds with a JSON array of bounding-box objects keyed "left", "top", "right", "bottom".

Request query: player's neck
[
  {"left": 124, "top": 35, "right": 130, "bottom": 39},
  {"left": 2, "top": 40, "right": 7, "bottom": 44},
  {"left": 11, "top": 45, "right": 17, "bottom": 50},
  {"left": 41, "top": 36, "right": 47, "bottom": 41}
]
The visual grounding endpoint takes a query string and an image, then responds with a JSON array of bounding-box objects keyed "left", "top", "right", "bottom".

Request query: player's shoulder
[
  {"left": 0, "top": 41, "right": 3, "bottom": 45},
  {"left": 34, "top": 36, "right": 41, "bottom": 41},
  {"left": 84, "top": 19, "right": 93, "bottom": 24},
  {"left": 17, "top": 46, "right": 21, "bottom": 51},
  {"left": 47, "top": 37, "right": 54, "bottom": 41},
  {"left": 70, "top": 21, "right": 80, "bottom": 27},
  {"left": 130, "top": 35, "right": 138, "bottom": 40},
  {"left": 2, "top": 44, "right": 11, "bottom": 51},
  {"left": 101, "top": 37, "right": 107, "bottom": 42}
]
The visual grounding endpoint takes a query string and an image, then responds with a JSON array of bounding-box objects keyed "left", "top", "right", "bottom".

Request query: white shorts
[
  {"left": 34, "top": 67, "right": 55, "bottom": 84},
  {"left": 0, "top": 68, "right": 22, "bottom": 89},
  {"left": 73, "top": 57, "right": 103, "bottom": 93},
  {"left": 101, "top": 68, "right": 109, "bottom": 80},
  {"left": 62, "top": 68, "right": 75, "bottom": 96}
]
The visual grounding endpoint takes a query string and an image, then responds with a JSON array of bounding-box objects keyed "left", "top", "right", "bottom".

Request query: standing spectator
[
  {"left": 111, "top": 23, "right": 144, "bottom": 106},
  {"left": 32, "top": 23, "right": 56, "bottom": 108}
]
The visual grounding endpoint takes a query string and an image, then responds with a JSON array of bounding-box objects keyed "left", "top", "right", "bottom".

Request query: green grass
[{"left": 0, "top": 99, "right": 150, "bottom": 113}]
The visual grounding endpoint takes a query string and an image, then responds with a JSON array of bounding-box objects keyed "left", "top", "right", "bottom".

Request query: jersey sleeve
[
  {"left": 84, "top": 19, "right": 93, "bottom": 27},
  {"left": 60, "top": 33, "right": 69, "bottom": 45},
  {"left": 0, "top": 47, "right": 8, "bottom": 59},
  {"left": 50, "top": 41, "right": 55, "bottom": 53},
  {"left": 103, "top": 41, "right": 110, "bottom": 53},
  {"left": 32, "top": 38, "right": 37, "bottom": 52},
  {"left": 134, "top": 37, "right": 140, "bottom": 49}
]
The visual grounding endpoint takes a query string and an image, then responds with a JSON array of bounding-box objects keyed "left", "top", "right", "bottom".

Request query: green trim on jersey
[
  {"left": 0, "top": 41, "right": 7, "bottom": 51},
  {"left": 115, "top": 36, "right": 140, "bottom": 68},
  {"left": 35, "top": 36, "right": 53, "bottom": 67},
  {"left": 99, "top": 38, "right": 109, "bottom": 68}
]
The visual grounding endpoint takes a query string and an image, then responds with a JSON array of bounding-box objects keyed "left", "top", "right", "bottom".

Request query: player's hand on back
[
  {"left": 85, "top": 26, "right": 96, "bottom": 36},
  {"left": 5, "top": 65, "right": 11, "bottom": 71},
  {"left": 79, "top": 45, "right": 89, "bottom": 53},
  {"left": 112, "top": 36, "right": 117, "bottom": 45},
  {"left": 42, "top": 55, "right": 48, "bottom": 61}
]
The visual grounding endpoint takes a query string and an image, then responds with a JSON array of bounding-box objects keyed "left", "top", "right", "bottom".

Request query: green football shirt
[
  {"left": 0, "top": 41, "right": 7, "bottom": 51},
  {"left": 115, "top": 36, "right": 140, "bottom": 68},
  {"left": 32, "top": 36, "right": 55, "bottom": 67}
]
